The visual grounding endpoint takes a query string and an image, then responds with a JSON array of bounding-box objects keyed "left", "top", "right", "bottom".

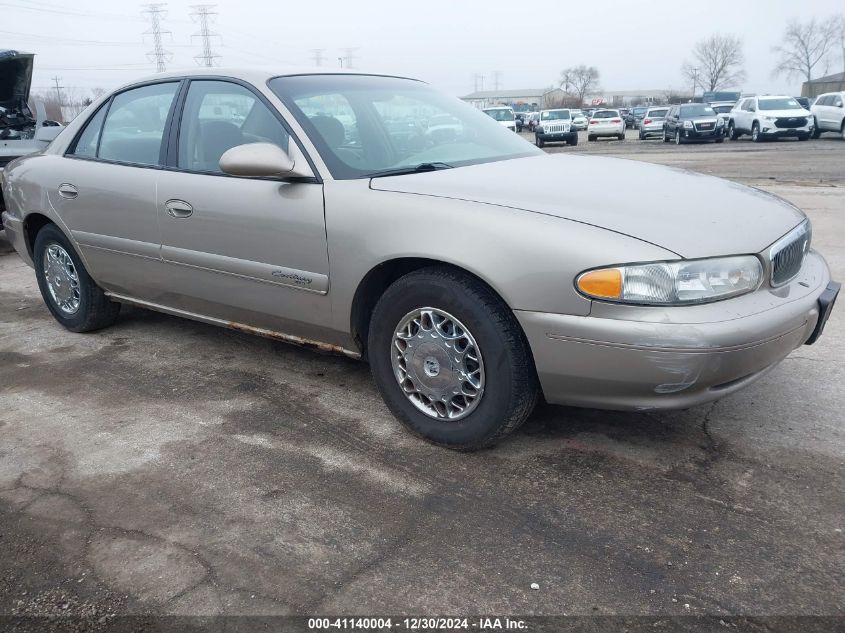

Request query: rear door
[
  {"left": 50, "top": 81, "right": 180, "bottom": 299},
  {"left": 154, "top": 78, "right": 331, "bottom": 336}
]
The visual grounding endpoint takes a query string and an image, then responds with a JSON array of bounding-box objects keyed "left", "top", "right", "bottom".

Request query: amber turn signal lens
[{"left": 577, "top": 268, "right": 623, "bottom": 299}]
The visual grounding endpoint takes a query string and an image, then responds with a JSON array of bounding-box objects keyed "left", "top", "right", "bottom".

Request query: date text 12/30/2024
[{"left": 308, "top": 617, "right": 528, "bottom": 630}]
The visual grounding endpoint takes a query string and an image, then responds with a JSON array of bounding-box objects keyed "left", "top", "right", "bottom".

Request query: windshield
[
  {"left": 759, "top": 98, "right": 802, "bottom": 111},
  {"left": 541, "top": 110, "right": 570, "bottom": 120},
  {"left": 270, "top": 75, "right": 539, "bottom": 179},
  {"left": 482, "top": 108, "right": 515, "bottom": 122},
  {"left": 646, "top": 109, "right": 668, "bottom": 118},
  {"left": 680, "top": 104, "right": 716, "bottom": 117},
  {"left": 592, "top": 110, "right": 619, "bottom": 119}
]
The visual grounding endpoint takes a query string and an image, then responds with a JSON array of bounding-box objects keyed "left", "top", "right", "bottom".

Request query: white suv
[
  {"left": 728, "top": 96, "right": 813, "bottom": 142},
  {"left": 810, "top": 92, "right": 845, "bottom": 140}
]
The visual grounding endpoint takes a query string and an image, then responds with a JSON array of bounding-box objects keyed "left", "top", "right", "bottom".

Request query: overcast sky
[{"left": 5, "top": 0, "right": 843, "bottom": 99}]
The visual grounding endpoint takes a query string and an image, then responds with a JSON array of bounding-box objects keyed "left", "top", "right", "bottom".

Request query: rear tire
[
  {"left": 33, "top": 223, "right": 120, "bottom": 333},
  {"left": 368, "top": 267, "right": 539, "bottom": 450},
  {"left": 617, "top": 133, "right": 625, "bottom": 141},
  {"left": 588, "top": 134, "right": 596, "bottom": 142},
  {"left": 840, "top": 120, "right": 845, "bottom": 141}
]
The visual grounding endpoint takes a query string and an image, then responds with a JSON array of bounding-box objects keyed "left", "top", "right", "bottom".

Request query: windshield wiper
[{"left": 367, "top": 162, "right": 453, "bottom": 179}]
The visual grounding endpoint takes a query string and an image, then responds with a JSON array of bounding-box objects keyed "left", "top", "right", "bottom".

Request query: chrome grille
[{"left": 770, "top": 221, "right": 811, "bottom": 286}]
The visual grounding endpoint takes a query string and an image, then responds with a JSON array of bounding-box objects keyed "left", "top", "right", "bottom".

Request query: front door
[{"left": 154, "top": 79, "right": 331, "bottom": 337}]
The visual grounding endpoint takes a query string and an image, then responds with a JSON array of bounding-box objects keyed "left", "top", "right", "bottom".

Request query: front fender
[{"left": 323, "top": 179, "right": 677, "bottom": 335}]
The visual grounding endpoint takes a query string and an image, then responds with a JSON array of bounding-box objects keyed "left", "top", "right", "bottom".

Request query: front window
[
  {"left": 711, "top": 105, "right": 733, "bottom": 114},
  {"left": 177, "top": 80, "right": 290, "bottom": 173},
  {"left": 541, "top": 110, "right": 570, "bottom": 120},
  {"left": 270, "top": 75, "right": 539, "bottom": 180},
  {"left": 679, "top": 104, "right": 716, "bottom": 117},
  {"left": 758, "top": 98, "right": 802, "bottom": 111}
]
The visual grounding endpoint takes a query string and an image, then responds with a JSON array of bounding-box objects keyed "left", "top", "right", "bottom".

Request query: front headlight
[
  {"left": 762, "top": 115, "right": 776, "bottom": 121},
  {"left": 576, "top": 255, "right": 763, "bottom": 305},
  {"left": 683, "top": 120, "right": 693, "bottom": 129}
]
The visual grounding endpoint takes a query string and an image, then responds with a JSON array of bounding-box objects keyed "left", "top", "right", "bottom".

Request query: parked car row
[{"left": 527, "top": 92, "right": 845, "bottom": 147}]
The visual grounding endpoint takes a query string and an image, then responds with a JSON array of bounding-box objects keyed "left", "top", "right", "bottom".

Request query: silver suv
[{"left": 810, "top": 92, "right": 845, "bottom": 140}]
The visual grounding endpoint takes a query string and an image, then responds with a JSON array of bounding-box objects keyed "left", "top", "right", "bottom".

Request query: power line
[
  {"left": 190, "top": 4, "right": 220, "bottom": 67},
  {"left": 142, "top": 3, "right": 171, "bottom": 73}
]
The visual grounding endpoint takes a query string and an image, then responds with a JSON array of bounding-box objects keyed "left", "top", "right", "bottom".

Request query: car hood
[
  {"left": 0, "top": 50, "right": 34, "bottom": 112},
  {"left": 758, "top": 108, "right": 811, "bottom": 118},
  {"left": 370, "top": 154, "right": 805, "bottom": 259}
]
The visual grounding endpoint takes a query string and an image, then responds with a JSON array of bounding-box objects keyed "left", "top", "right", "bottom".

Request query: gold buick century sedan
[{"left": 1, "top": 68, "right": 839, "bottom": 449}]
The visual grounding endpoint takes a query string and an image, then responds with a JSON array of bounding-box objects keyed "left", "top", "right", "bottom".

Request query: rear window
[
  {"left": 646, "top": 109, "right": 668, "bottom": 118},
  {"left": 592, "top": 110, "right": 619, "bottom": 119}
]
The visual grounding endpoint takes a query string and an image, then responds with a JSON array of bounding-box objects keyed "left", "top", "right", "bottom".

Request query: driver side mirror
[
  {"left": 749, "top": 106, "right": 756, "bottom": 112},
  {"left": 220, "top": 142, "right": 314, "bottom": 179}
]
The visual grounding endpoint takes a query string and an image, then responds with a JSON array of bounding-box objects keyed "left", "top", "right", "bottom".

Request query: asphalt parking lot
[{"left": 1, "top": 136, "right": 843, "bottom": 628}]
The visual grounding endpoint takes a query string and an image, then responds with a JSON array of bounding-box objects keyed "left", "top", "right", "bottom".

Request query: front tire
[
  {"left": 368, "top": 267, "right": 539, "bottom": 450},
  {"left": 675, "top": 129, "right": 682, "bottom": 145},
  {"left": 728, "top": 122, "right": 738, "bottom": 140},
  {"left": 811, "top": 117, "right": 820, "bottom": 139},
  {"left": 33, "top": 223, "right": 120, "bottom": 333},
  {"left": 535, "top": 135, "right": 544, "bottom": 148},
  {"left": 752, "top": 122, "right": 762, "bottom": 142},
  {"left": 568, "top": 134, "right": 578, "bottom": 146}
]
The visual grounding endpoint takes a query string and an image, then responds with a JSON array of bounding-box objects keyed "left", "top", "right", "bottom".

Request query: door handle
[
  {"left": 165, "top": 199, "right": 193, "bottom": 218},
  {"left": 58, "top": 183, "right": 78, "bottom": 199}
]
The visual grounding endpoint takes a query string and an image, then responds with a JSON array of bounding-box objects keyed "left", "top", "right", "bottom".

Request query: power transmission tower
[
  {"left": 339, "top": 47, "right": 358, "bottom": 69},
  {"left": 310, "top": 48, "right": 325, "bottom": 66},
  {"left": 473, "top": 73, "right": 485, "bottom": 92},
  {"left": 52, "top": 76, "right": 64, "bottom": 106},
  {"left": 142, "top": 3, "right": 172, "bottom": 73},
  {"left": 190, "top": 4, "right": 220, "bottom": 67},
  {"left": 492, "top": 70, "right": 502, "bottom": 91}
]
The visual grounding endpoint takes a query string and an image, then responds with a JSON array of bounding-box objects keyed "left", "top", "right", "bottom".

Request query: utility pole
[
  {"left": 190, "top": 4, "right": 220, "bottom": 67},
  {"left": 52, "top": 76, "right": 64, "bottom": 106},
  {"left": 310, "top": 48, "right": 325, "bottom": 66},
  {"left": 337, "top": 57, "right": 343, "bottom": 68},
  {"left": 142, "top": 3, "right": 171, "bottom": 73},
  {"left": 339, "top": 47, "right": 358, "bottom": 69},
  {"left": 690, "top": 67, "right": 699, "bottom": 101},
  {"left": 492, "top": 70, "right": 502, "bottom": 91}
]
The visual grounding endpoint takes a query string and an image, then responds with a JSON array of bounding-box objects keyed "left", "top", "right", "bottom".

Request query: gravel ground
[{"left": 1, "top": 136, "right": 843, "bottom": 630}]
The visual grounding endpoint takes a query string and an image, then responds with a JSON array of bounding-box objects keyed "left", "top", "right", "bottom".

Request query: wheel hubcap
[
  {"left": 43, "top": 243, "right": 81, "bottom": 315},
  {"left": 391, "top": 307, "right": 485, "bottom": 421}
]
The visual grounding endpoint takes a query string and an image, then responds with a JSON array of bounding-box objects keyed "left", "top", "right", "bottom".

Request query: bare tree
[
  {"left": 681, "top": 34, "right": 746, "bottom": 94},
  {"left": 836, "top": 14, "right": 845, "bottom": 74},
  {"left": 772, "top": 17, "right": 839, "bottom": 82},
  {"left": 559, "top": 65, "right": 600, "bottom": 106}
]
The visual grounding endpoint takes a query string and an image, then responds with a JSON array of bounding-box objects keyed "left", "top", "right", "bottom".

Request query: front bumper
[
  {"left": 537, "top": 130, "right": 577, "bottom": 142},
  {"left": 759, "top": 123, "right": 813, "bottom": 137},
  {"left": 516, "top": 251, "right": 836, "bottom": 410},
  {"left": 682, "top": 126, "right": 724, "bottom": 140}
]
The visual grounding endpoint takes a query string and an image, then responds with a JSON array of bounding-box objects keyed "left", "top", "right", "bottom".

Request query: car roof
[
  {"left": 540, "top": 108, "right": 570, "bottom": 112},
  {"left": 119, "top": 66, "right": 418, "bottom": 91}
]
